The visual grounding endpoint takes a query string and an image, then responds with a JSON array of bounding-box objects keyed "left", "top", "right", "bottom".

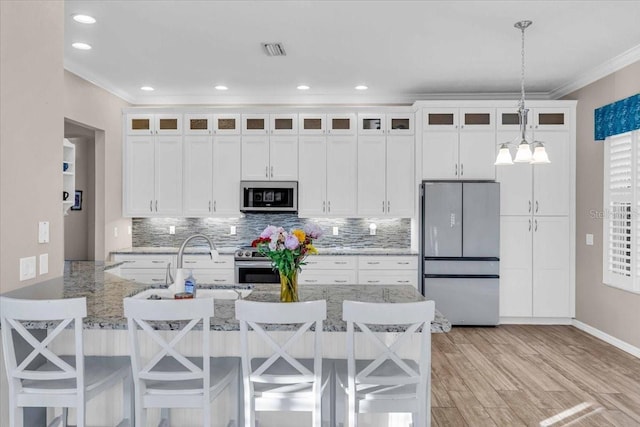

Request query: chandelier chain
[{"left": 520, "top": 23, "right": 526, "bottom": 108}]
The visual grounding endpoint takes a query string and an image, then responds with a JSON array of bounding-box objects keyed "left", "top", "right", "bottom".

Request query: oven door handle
[{"left": 235, "top": 262, "right": 273, "bottom": 268}]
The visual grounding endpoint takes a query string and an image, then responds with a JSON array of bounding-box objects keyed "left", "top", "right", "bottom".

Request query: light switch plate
[
  {"left": 20, "top": 256, "right": 36, "bottom": 281},
  {"left": 39, "top": 253, "right": 48, "bottom": 275},
  {"left": 38, "top": 221, "right": 49, "bottom": 243},
  {"left": 169, "top": 226, "right": 176, "bottom": 235},
  {"left": 586, "top": 234, "right": 594, "bottom": 246},
  {"left": 230, "top": 225, "right": 236, "bottom": 235},
  {"left": 332, "top": 226, "right": 339, "bottom": 236}
]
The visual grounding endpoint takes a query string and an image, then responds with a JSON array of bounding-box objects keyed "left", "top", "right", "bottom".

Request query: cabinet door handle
[
  {"left": 460, "top": 163, "right": 463, "bottom": 176},
  {"left": 455, "top": 164, "right": 458, "bottom": 176},
  {"left": 184, "top": 261, "right": 197, "bottom": 264},
  {"left": 214, "top": 279, "right": 226, "bottom": 282},
  {"left": 151, "top": 278, "right": 164, "bottom": 282},
  {"left": 398, "top": 280, "right": 410, "bottom": 283},
  {"left": 382, "top": 201, "right": 385, "bottom": 213},
  {"left": 270, "top": 166, "right": 274, "bottom": 177},
  {"left": 535, "top": 201, "right": 539, "bottom": 213},
  {"left": 367, "top": 280, "right": 380, "bottom": 283},
  {"left": 334, "top": 261, "right": 348, "bottom": 265},
  {"left": 529, "top": 201, "right": 531, "bottom": 213},
  {"left": 265, "top": 166, "right": 268, "bottom": 178},
  {"left": 150, "top": 200, "right": 153, "bottom": 212},
  {"left": 397, "top": 262, "right": 410, "bottom": 265},
  {"left": 151, "top": 260, "right": 165, "bottom": 264},
  {"left": 535, "top": 219, "right": 538, "bottom": 232},
  {"left": 155, "top": 200, "right": 158, "bottom": 211},
  {"left": 387, "top": 201, "right": 390, "bottom": 212},
  {"left": 328, "top": 201, "right": 331, "bottom": 213},
  {"left": 214, "top": 200, "right": 216, "bottom": 212},
  {"left": 334, "top": 280, "right": 347, "bottom": 283},
  {"left": 529, "top": 219, "right": 532, "bottom": 231},
  {"left": 367, "top": 261, "right": 380, "bottom": 265},
  {"left": 306, "top": 279, "right": 318, "bottom": 283},
  {"left": 209, "top": 201, "right": 212, "bottom": 212},
  {"left": 322, "top": 201, "right": 325, "bottom": 213}
]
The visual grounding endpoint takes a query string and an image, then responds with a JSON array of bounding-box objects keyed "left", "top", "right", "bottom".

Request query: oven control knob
[{"left": 243, "top": 250, "right": 252, "bottom": 257}]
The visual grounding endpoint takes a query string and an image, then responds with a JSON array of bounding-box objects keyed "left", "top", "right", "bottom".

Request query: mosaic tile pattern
[{"left": 132, "top": 215, "right": 411, "bottom": 249}]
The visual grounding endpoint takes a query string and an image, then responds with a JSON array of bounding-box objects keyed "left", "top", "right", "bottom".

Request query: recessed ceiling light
[
  {"left": 72, "top": 14, "right": 96, "bottom": 24},
  {"left": 355, "top": 85, "right": 368, "bottom": 91},
  {"left": 215, "top": 85, "right": 228, "bottom": 91},
  {"left": 297, "top": 85, "right": 310, "bottom": 90},
  {"left": 72, "top": 42, "right": 92, "bottom": 50},
  {"left": 140, "top": 86, "right": 154, "bottom": 91}
]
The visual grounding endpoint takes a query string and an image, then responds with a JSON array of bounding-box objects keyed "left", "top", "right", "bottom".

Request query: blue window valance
[{"left": 595, "top": 93, "right": 640, "bottom": 141}]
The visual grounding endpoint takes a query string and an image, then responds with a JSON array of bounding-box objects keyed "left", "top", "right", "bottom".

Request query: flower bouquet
[{"left": 251, "top": 223, "right": 322, "bottom": 302}]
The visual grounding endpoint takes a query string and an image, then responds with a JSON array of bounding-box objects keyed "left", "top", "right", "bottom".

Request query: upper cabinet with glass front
[
  {"left": 127, "top": 113, "right": 182, "bottom": 135},
  {"left": 242, "top": 114, "right": 297, "bottom": 135},
  {"left": 327, "top": 114, "right": 356, "bottom": 135},
  {"left": 497, "top": 107, "right": 569, "bottom": 132},
  {"left": 299, "top": 114, "right": 326, "bottom": 135},
  {"left": 184, "top": 114, "right": 241, "bottom": 135}
]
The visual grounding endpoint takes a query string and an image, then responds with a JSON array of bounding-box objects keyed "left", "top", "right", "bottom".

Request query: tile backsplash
[{"left": 132, "top": 215, "right": 411, "bottom": 248}]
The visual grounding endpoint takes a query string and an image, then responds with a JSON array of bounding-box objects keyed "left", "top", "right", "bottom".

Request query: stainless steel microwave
[{"left": 240, "top": 181, "right": 298, "bottom": 212}]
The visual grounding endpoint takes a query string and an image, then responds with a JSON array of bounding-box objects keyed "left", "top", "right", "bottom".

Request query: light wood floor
[{"left": 431, "top": 325, "right": 640, "bottom": 426}]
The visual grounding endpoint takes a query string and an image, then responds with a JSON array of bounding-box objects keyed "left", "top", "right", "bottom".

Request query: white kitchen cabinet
[
  {"left": 299, "top": 114, "right": 326, "bottom": 135},
  {"left": 422, "top": 108, "right": 495, "bottom": 180},
  {"left": 499, "top": 216, "right": 571, "bottom": 318},
  {"left": 357, "top": 133, "right": 414, "bottom": 217},
  {"left": 124, "top": 135, "right": 182, "bottom": 217},
  {"left": 299, "top": 256, "right": 357, "bottom": 285},
  {"left": 357, "top": 256, "right": 418, "bottom": 287},
  {"left": 241, "top": 113, "right": 298, "bottom": 180},
  {"left": 496, "top": 130, "right": 570, "bottom": 216},
  {"left": 497, "top": 107, "right": 569, "bottom": 132},
  {"left": 299, "top": 133, "right": 357, "bottom": 217},
  {"left": 181, "top": 254, "right": 235, "bottom": 284},
  {"left": 183, "top": 134, "right": 241, "bottom": 217},
  {"left": 327, "top": 113, "right": 356, "bottom": 135},
  {"left": 112, "top": 254, "right": 173, "bottom": 284},
  {"left": 183, "top": 113, "right": 240, "bottom": 136},
  {"left": 127, "top": 113, "right": 182, "bottom": 136}
]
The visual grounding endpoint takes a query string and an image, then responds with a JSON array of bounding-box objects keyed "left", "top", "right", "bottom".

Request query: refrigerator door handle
[{"left": 529, "top": 219, "right": 532, "bottom": 231}]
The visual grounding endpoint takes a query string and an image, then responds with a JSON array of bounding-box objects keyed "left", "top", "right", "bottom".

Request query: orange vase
[{"left": 279, "top": 270, "right": 299, "bottom": 302}]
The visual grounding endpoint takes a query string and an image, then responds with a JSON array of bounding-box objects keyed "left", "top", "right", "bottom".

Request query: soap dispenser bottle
[{"left": 184, "top": 270, "right": 196, "bottom": 296}]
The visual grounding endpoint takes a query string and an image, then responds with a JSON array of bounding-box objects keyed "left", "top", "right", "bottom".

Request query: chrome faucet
[{"left": 177, "top": 234, "right": 218, "bottom": 269}]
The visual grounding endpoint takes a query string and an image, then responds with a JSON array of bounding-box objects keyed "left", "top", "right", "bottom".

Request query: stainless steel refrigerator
[{"left": 420, "top": 181, "right": 500, "bottom": 325}]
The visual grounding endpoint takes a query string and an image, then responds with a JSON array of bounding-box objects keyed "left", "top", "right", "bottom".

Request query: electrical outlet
[
  {"left": 369, "top": 224, "right": 377, "bottom": 235},
  {"left": 332, "top": 226, "right": 339, "bottom": 236},
  {"left": 39, "top": 253, "right": 48, "bottom": 275},
  {"left": 169, "top": 226, "right": 176, "bottom": 235},
  {"left": 230, "top": 225, "right": 236, "bottom": 235},
  {"left": 114, "top": 227, "right": 118, "bottom": 238},
  {"left": 586, "top": 234, "right": 594, "bottom": 246},
  {"left": 19, "top": 256, "right": 36, "bottom": 281},
  {"left": 38, "top": 221, "right": 49, "bottom": 243}
]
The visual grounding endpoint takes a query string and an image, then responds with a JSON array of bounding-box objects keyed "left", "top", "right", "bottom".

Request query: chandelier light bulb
[
  {"left": 514, "top": 141, "right": 533, "bottom": 163},
  {"left": 495, "top": 144, "right": 514, "bottom": 165},
  {"left": 530, "top": 144, "right": 551, "bottom": 164}
]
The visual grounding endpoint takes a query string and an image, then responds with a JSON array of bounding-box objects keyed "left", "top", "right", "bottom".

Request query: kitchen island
[{"left": 1, "top": 262, "right": 449, "bottom": 427}]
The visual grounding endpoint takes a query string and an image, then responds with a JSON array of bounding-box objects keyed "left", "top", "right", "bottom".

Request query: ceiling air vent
[{"left": 263, "top": 43, "right": 286, "bottom": 57}]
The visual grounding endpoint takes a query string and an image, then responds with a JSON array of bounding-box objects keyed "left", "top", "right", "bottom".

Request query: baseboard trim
[
  {"left": 499, "top": 317, "right": 572, "bottom": 325},
  {"left": 572, "top": 319, "right": 640, "bottom": 359}
]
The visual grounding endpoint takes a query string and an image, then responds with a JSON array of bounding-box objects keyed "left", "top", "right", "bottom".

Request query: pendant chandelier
[{"left": 495, "top": 20, "right": 550, "bottom": 166}]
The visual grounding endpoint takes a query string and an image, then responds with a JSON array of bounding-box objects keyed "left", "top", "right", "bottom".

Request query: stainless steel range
[{"left": 234, "top": 247, "right": 279, "bottom": 284}]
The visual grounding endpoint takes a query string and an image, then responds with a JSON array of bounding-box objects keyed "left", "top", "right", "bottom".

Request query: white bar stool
[
  {"left": 124, "top": 297, "right": 240, "bottom": 427},
  {"left": 335, "top": 300, "right": 436, "bottom": 427},
  {"left": 235, "top": 300, "right": 331, "bottom": 427},
  {"left": 0, "top": 296, "right": 133, "bottom": 427}
]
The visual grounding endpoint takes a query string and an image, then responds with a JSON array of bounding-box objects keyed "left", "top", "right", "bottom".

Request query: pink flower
[
  {"left": 304, "top": 223, "right": 323, "bottom": 239},
  {"left": 260, "top": 225, "right": 278, "bottom": 239},
  {"left": 284, "top": 235, "right": 299, "bottom": 250}
]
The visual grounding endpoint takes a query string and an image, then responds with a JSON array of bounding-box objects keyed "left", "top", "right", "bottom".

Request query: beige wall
[
  {"left": 0, "top": 1, "right": 64, "bottom": 292},
  {"left": 564, "top": 61, "right": 640, "bottom": 349},
  {"left": 64, "top": 71, "right": 131, "bottom": 259}
]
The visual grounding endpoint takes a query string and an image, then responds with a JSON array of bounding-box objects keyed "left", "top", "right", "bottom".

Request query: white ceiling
[{"left": 64, "top": 0, "right": 640, "bottom": 105}]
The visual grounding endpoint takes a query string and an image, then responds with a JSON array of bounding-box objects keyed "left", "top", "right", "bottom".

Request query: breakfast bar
[{"left": 1, "top": 261, "right": 449, "bottom": 427}]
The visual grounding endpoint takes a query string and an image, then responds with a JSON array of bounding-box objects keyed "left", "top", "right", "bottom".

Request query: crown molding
[
  {"left": 549, "top": 44, "right": 640, "bottom": 99},
  {"left": 64, "top": 61, "right": 135, "bottom": 104}
]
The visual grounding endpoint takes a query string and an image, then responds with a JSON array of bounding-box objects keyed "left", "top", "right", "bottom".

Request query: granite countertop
[
  {"left": 2, "top": 261, "right": 449, "bottom": 333},
  {"left": 112, "top": 247, "right": 419, "bottom": 256}
]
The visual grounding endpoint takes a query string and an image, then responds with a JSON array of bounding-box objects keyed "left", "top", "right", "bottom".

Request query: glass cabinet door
[
  {"left": 214, "top": 114, "right": 241, "bottom": 135},
  {"left": 387, "top": 113, "right": 414, "bottom": 135},
  {"left": 270, "top": 113, "right": 298, "bottom": 135},
  {"left": 155, "top": 114, "right": 182, "bottom": 135},
  {"left": 358, "top": 113, "right": 385, "bottom": 135},
  {"left": 497, "top": 107, "right": 532, "bottom": 131},
  {"left": 298, "top": 114, "right": 326, "bottom": 135},
  {"left": 460, "top": 108, "right": 495, "bottom": 131},
  {"left": 327, "top": 113, "right": 356, "bottom": 135},
  {"left": 184, "top": 114, "right": 212, "bottom": 135},
  {"left": 127, "top": 114, "right": 154, "bottom": 135},
  {"left": 242, "top": 114, "right": 269, "bottom": 134},
  {"left": 533, "top": 108, "right": 569, "bottom": 131},
  {"left": 423, "top": 109, "right": 458, "bottom": 131}
]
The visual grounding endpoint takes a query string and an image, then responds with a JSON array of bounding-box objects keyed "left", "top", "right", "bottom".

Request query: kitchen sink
[{"left": 132, "top": 288, "right": 252, "bottom": 300}]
